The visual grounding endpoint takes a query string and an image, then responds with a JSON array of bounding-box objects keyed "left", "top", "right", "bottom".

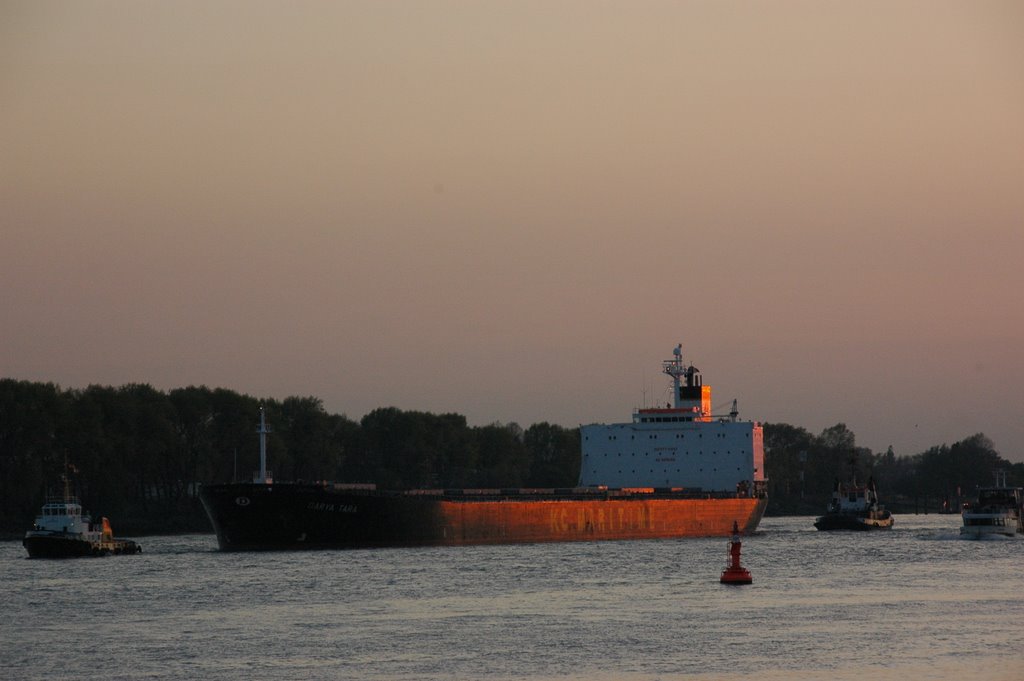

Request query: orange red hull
[
  {"left": 435, "top": 497, "right": 766, "bottom": 545},
  {"left": 200, "top": 483, "right": 767, "bottom": 550}
]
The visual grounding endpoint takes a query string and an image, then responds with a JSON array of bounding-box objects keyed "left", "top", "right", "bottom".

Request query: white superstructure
[
  {"left": 579, "top": 344, "right": 765, "bottom": 492},
  {"left": 28, "top": 495, "right": 104, "bottom": 542}
]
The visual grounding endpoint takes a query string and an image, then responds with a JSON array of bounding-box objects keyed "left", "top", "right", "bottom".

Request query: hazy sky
[{"left": 3, "top": 2, "right": 1023, "bottom": 461}]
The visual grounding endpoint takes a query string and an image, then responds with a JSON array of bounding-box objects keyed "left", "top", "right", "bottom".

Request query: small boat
[
  {"left": 814, "top": 476, "right": 893, "bottom": 531},
  {"left": 960, "top": 470, "right": 1023, "bottom": 539},
  {"left": 23, "top": 470, "right": 142, "bottom": 558}
]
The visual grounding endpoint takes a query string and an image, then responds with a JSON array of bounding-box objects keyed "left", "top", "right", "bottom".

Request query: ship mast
[
  {"left": 663, "top": 343, "right": 702, "bottom": 409},
  {"left": 663, "top": 344, "right": 686, "bottom": 408},
  {"left": 656, "top": 343, "right": 711, "bottom": 420},
  {"left": 62, "top": 453, "right": 72, "bottom": 502},
  {"left": 255, "top": 406, "right": 273, "bottom": 484}
]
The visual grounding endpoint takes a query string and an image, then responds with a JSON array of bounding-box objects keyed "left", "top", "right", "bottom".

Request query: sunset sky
[{"left": 3, "top": 2, "right": 1023, "bottom": 461}]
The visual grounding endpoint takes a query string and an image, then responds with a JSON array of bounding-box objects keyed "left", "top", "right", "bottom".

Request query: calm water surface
[{"left": 1, "top": 515, "right": 1021, "bottom": 681}]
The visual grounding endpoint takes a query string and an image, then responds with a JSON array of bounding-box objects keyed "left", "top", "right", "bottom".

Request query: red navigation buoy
[{"left": 720, "top": 520, "right": 752, "bottom": 585}]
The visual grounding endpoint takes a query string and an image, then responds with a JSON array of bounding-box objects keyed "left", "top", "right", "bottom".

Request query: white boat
[{"left": 960, "top": 470, "right": 1023, "bottom": 539}]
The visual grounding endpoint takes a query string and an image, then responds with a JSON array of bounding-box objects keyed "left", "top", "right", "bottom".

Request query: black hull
[
  {"left": 23, "top": 535, "right": 95, "bottom": 558},
  {"left": 200, "top": 482, "right": 768, "bottom": 551},
  {"left": 22, "top": 534, "right": 142, "bottom": 559},
  {"left": 814, "top": 513, "right": 894, "bottom": 531},
  {"left": 201, "top": 484, "right": 448, "bottom": 550}
]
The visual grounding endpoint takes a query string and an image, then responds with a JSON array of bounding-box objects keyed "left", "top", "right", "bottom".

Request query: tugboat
[
  {"left": 960, "top": 470, "right": 1023, "bottom": 539},
  {"left": 814, "top": 476, "right": 893, "bottom": 531},
  {"left": 23, "top": 468, "right": 142, "bottom": 558}
]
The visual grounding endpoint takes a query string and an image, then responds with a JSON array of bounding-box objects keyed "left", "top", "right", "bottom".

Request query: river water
[{"left": 1, "top": 515, "right": 1020, "bottom": 681}]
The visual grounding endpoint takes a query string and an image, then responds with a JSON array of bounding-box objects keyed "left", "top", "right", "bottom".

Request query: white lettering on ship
[{"left": 307, "top": 501, "right": 357, "bottom": 513}]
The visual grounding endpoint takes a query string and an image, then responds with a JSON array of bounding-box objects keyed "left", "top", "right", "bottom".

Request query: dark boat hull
[
  {"left": 23, "top": 533, "right": 142, "bottom": 558},
  {"left": 200, "top": 483, "right": 768, "bottom": 551},
  {"left": 813, "top": 512, "right": 894, "bottom": 531},
  {"left": 23, "top": 534, "right": 95, "bottom": 558}
]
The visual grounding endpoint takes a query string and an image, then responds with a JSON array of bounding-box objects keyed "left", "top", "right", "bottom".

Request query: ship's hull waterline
[{"left": 200, "top": 483, "right": 768, "bottom": 551}]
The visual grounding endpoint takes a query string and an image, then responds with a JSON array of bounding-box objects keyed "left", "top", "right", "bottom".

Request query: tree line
[
  {"left": 762, "top": 422, "right": 1022, "bottom": 514},
  {"left": 0, "top": 379, "right": 579, "bottom": 535},
  {"left": 1, "top": 378, "right": 1020, "bottom": 535}
]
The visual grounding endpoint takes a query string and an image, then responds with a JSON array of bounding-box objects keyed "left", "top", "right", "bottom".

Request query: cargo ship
[{"left": 199, "top": 345, "right": 768, "bottom": 550}]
